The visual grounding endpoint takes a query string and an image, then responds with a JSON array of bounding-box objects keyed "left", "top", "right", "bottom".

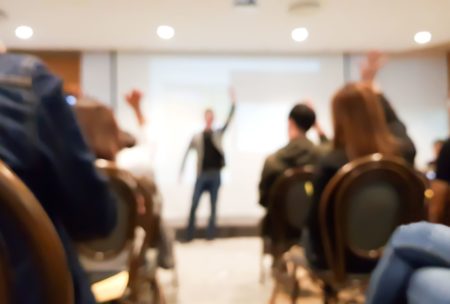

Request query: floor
[{"left": 159, "top": 237, "right": 323, "bottom": 304}]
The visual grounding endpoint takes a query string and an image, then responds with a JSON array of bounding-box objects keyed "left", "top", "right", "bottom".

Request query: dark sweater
[
  {"left": 258, "top": 136, "right": 324, "bottom": 241},
  {"left": 201, "top": 130, "right": 224, "bottom": 172},
  {"left": 259, "top": 136, "right": 320, "bottom": 208},
  {"left": 436, "top": 138, "right": 450, "bottom": 183},
  {"left": 0, "top": 54, "right": 117, "bottom": 304}
]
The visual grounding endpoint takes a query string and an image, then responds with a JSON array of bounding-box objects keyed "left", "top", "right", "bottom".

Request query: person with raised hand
[{"left": 180, "top": 87, "right": 237, "bottom": 241}]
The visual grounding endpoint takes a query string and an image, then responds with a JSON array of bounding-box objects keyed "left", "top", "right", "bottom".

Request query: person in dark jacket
[
  {"left": 436, "top": 138, "right": 450, "bottom": 183},
  {"left": 360, "top": 51, "right": 416, "bottom": 164},
  {"left": 258, "top": 103, "right": 327, "bottom": 258},
  {"left": 0, "top": 52, "right": 117, "bottom": 304}
]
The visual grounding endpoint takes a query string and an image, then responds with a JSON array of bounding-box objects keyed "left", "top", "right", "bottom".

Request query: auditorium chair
[
  {"left": 261, "top": 166, "right": 314, "bottom": 284},
  {"left": 133, "top": 176, "right": 168, "bottom": 303},
  {"left": 283, "top": 154, "right": 427, "bottom": 304},
  {"left": 0, "top": 160, "right": 74, "bottom": 304},
  {"left": 78, "top": 160, "right": 141, "bottom": 303},
  {"left": 428, "top": 179, "right": 450, "bottom": 225}
]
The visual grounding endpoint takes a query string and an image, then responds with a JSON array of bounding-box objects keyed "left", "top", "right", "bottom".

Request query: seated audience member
[
  {"left": 425, "top": 139, "right": 445, "bottom": 175},
  {"left": 366, "top": 222, "right": 450, "bottom": 304},
  {"left": 435, "top": 138, "right": 450, "bottom": 183},
  {"left": 374, "top": 93, "right": 416, "bottom": 164},
  {"left": 117, "top": 89, "right": 175, "bottom": 270},
  {"left": 258, "top": 103, "right": 326, "bottom": 254},
  {"left": 360, "top": 52, "right": 416, "bottom": 164},
  {"left": 0, "top": 52, "right": 118, "bottom": 304},
  {"left": 305, "top": 82, "right": 415, "bottom": 273},
  {"left": 74, "top": 96, "right": 135, "bottom": 161},
  {"left": 116, "top": 89, "right": 156, "bottom": 179},
  {"left": 428, "top": 138, "right": 450, "bottom": 223}
]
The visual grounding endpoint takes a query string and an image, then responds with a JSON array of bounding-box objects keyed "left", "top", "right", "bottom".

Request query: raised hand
[
  {"left": 360, "top": 51, "right": 387, "bottom": 83},
  {"left": 125, "top": 89, "right": 143, "bottom": 110},
  {"left": 303, "top": 99, "right": 326, "bottom": 137},
  {"left": 125, "top": 89, "right": 145, "bottom": 126}
]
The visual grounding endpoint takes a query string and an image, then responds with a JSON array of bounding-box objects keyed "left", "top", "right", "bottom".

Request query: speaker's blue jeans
[{"left": 186, "top": 170, "right": 221, "bottom": 240}]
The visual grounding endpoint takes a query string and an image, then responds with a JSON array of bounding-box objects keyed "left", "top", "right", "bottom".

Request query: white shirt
[{"left": 116, "top": 124, "right": 156, "bottom": 180}]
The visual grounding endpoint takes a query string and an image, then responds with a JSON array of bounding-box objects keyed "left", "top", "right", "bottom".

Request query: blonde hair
[{"left": 332, "top": 83, "right": 399, "bottom": 160}]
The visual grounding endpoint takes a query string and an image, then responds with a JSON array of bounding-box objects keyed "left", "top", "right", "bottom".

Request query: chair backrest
[
  {"left": 319, "top": 154, "right": 427, "bottom": 282},
  {"left": 428, "top": 179, "right": 450, "bottom": 225},
  {"left": 127, "top": 176, "right": 161, "bottom": 301},
  {"left": 0, "top": 160, "right": 73, "bottom": 304},
  {"left": 269, "top": 166, "right": 314, "bottom": 241},
  {"left": 135, "top": 176, "right": 160, "bottom": 247},
  {"left": 78, "top": 160, "right": 138, "bottom": 260},
  {"left": 0, "top": 236, "right": 12, "bottom": 303}
]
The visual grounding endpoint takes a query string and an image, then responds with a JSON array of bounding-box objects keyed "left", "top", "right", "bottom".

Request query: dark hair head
[{"left": 289, "top": 104, "right": 316, "bottom": 132}]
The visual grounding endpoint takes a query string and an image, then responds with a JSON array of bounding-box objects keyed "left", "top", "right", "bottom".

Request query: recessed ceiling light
[
  {"left": 157, "top": 25, "right": 175, "bottom": 40},
  {"left": 291, "top": 27, "right": 309, "bottom": 42},
  {"left": 414, "top": 31, "right": 432, "bottom": 45},
  {"left": 15, "top": 25, "right": 33, "bottom": 40}
]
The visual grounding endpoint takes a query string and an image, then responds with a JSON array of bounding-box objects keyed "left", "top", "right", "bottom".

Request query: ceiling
[{"left": 1, "top": 0, "right": 449, "bottom": 53}]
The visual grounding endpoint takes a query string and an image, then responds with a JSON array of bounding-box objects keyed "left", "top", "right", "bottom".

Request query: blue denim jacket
[{"left": 0, "top": 53, "right": 118, "bottom": 303}]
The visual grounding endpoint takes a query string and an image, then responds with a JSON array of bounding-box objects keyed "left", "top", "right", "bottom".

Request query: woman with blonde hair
[
  {"left": 304, "top": 82, "right": 415, "bottom": 274},
  {"left": 332, "top": 83, "right": 400, "bottom": 160}
]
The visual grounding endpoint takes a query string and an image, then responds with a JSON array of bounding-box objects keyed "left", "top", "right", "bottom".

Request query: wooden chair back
[
  {"left": 78, "top": 160, "right": 138, "bottom": 261},
  {"left": 127, "top": 176, "right": 162, "bottom": 301},
  {"left": 0, "top": 160, "right": 73, "bottom": 304},
  {"left": 428, "top": 179, "right": 450, "bottom": 224},
  {"left": 85, "top": 163, "right": 160, "bottom": 303},
  {"left": 135, "top": 176, "right": 160, "bottom": 249},
  {"left": 0, "top": 236, "right": 11, "bottom": 303},
  {"left": 268, "top": 166, "right": 314, "bottom": 256},
  {"left": 319, "top": 154, "right": 427, "bottom": 283}
]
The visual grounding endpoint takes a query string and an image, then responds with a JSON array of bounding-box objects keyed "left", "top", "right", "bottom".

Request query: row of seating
[
  {"left": 264, "top": 153, "right": 433, "bottom": 303},
  {"left": 0, "top": 159, "right": 166, "bottom": 304},
  {"left": 0, "top": 160, "right": 73, "bottom": 304}
]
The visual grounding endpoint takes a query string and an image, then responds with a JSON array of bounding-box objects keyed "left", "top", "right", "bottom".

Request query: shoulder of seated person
[
  {"left": 271, "top": 144, "right": 293, "bottom": 161},
  {"left": 319, "top": 149, "right": 347, "bottom": 167},
  {"left": 7, "top": 53, "right": 42, "bottom": 70},
  {"left": 442, "top": 139, "right": 450, "bottom": 150},
  {"left": 264, "top": 153, "right": 279, "bottom": 165},
  {"left": 263, "top": 153, "right": 288, "bottom": 172}
]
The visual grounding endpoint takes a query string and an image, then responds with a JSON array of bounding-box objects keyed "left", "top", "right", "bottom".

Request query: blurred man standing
[{"left": 180, "top": 89, "right": 237, "bottom": 241}]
